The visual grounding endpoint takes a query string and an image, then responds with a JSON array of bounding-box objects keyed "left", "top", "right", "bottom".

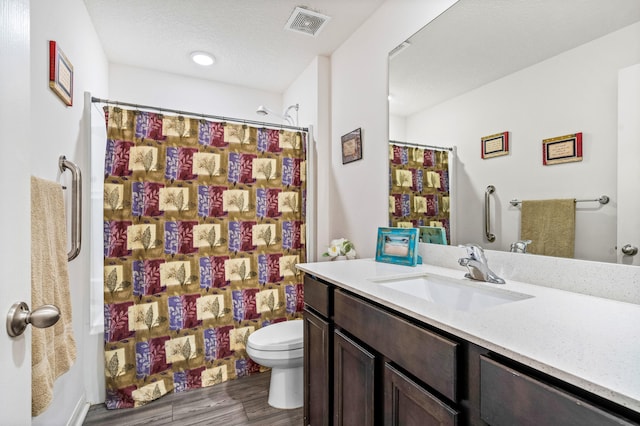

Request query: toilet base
[{"left": 268, "top": 365, "right": 303, "bottom": 409}]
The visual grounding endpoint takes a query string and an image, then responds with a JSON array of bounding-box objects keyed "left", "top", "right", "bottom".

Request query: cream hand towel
[
  {"left": 31, "top": 176, "right": 77, "bottom": 416},
  {"left": 520, "top": 199, "right": 576, "bottom": 258}
]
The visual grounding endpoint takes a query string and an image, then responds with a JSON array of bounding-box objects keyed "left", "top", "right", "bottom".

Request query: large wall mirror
[{"left": 388, "top": 0, "right": 640, "bottom": 264}]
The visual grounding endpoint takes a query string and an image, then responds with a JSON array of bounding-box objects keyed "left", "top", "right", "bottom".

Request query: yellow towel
[
  {"left": 521, "top": 199, "right": 576, "bottom": 258},
  {"left": 31, "top": 176, "right": 77, "bottom": 416}
]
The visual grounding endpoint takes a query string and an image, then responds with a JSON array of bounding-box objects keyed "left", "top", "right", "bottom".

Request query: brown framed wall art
[{"left": 341, "top": 127, "right": 362, "bottom": 164}]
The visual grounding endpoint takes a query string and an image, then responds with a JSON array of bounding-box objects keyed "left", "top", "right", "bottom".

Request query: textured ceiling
[
  {"left": 83, "top": 0, "right": 386, "bottom": 93},
  {"left": 389, "top": 0, "right": 640, "bottom": 117}
]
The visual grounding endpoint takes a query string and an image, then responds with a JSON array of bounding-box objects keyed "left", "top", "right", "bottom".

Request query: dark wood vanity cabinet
[
  {"left": 303, "top": 275, "right": 334, "bottom": 426},
  {"left": 304, "top": 274, "right": 460, "bottom": 425},
  {"left": 303, "top": 274, "right": 640, "bottom": 426},
  {"left": 304, "top": 307, "right": 332, "bottom": 426},
  {"left": 333, "top": 288, "right": 460, "bottom": 426}
]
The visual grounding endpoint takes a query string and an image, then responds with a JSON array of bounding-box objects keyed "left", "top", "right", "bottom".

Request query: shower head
[{"left": 255, "top": 103, "right": 299, "bottom": 127}]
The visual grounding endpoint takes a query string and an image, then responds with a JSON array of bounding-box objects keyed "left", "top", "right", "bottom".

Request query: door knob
[
  {"left": 6, "top": 302, "right": 60, "bottom": 337},
  {"left": 621, "top": 244, "right": 638, "bottom": 256}
]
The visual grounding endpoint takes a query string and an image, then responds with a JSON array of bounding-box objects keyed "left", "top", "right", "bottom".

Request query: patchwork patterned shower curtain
[
  {"left": 388, "top": 143, "right": 451, "bottom": 242},
  {"left": 102, "top": 106, "right": 306, "bottom": 408}
]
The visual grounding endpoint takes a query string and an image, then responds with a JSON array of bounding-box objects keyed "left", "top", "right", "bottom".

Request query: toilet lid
[{"left": 248, "top": 320, "right": 303, "bottom": 351}]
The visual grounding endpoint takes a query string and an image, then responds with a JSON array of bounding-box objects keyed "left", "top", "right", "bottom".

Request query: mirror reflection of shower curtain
[
  {"left": 388, "top": 142, "right": 454, "bottom": 244},
  {"left": 101, "top": 105, "right": 307, "bottom": 409}
]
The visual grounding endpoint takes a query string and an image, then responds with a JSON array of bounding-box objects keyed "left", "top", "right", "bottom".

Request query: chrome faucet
[
  {"left": 458, "top": 244, "right": 505, "bottom": 284},
  {"left": 510, "top": 239, "right": 532, "bottom": 253}
]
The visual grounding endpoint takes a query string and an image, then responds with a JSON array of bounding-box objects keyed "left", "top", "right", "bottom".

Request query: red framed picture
[
  {"left": 542, "top": 132, "right": 582, "bottom": 165},
  {"left": 49, "top": 40, "right": 74, "bottom": 106}
]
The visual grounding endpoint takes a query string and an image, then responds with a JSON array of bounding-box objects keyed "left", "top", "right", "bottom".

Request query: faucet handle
[
  {"left": 510, "top": 240, "right": 532, "bottom": 253},
  {"left": 459, "top": 243, "right": 487, "bottom": 262}
]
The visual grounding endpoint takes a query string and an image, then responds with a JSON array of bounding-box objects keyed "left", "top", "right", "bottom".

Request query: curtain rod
[
  {"left": 91, "top": 97, "right": 309, "bottom": 132},
  {"left": 389, "top": 140, "right": 453, "bottom": 152}
]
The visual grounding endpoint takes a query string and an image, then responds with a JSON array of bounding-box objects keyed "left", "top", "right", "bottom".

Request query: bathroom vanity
[{"left": 297, "top": 258, "right": 640, "bottom": 426}]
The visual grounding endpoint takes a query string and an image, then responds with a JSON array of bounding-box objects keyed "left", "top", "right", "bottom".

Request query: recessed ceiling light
[{"left": 190, "top": 51, "right": 215, "bottom": 66}]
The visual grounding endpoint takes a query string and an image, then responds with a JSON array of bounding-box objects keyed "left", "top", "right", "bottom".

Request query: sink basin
[{"left": 370, "top": 273, "right": 533, "bottom": 312}]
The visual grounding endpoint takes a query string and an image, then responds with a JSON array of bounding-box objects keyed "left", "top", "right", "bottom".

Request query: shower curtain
[
  {"left": 388, "top": 143, "right": 451, "bottom": 242},
  {"left": 102, "top": 106, "right": 306, "bottom": 408}
]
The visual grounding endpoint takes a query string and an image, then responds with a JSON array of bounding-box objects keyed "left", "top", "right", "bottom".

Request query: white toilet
[{"left": 246, "top": 319, "right": 304, "bottom": 409}]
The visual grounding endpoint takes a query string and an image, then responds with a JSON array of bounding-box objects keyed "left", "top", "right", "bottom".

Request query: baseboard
[{"left": 66, "top": 394, "right": 91, "bottom": 426}]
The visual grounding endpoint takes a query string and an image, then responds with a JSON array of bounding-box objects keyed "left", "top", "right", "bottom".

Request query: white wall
[
  {"left": 329, "top": 0, "right": 458, "bottom": 258},
  {"left": 109, "top": 63, "right": 283, "bottom": 120},
  {"left": 284, "top": 56, "right": 331, "bottom": 260},
  {"left": 389, "top": 114, "right": 406, "bottom": 142},
  {"left": 30, "top": 0, "right": 108, "bottom": 423},
  {"left": 403, "top": 22, "right": 640, "bottom": 262}
]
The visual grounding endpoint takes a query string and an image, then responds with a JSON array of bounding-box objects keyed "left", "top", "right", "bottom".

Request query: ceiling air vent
[{"left": 285, "top": 7, "right": 331, "bottom": 37}]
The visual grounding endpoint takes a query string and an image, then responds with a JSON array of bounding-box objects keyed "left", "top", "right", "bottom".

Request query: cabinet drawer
[
  {"left": 480, "top": 356, "right": 636, "bottom": 426},
  {"left": 304, "top": 275, "right": 333, "bottom": 317},
  {"left": 334, "top": 290, "right": 458, "bottom": 401}
]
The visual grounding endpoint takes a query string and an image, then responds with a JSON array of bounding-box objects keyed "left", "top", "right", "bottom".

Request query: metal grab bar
[
  {"left": 484, "top": 185, "right": 496, "bottom": 242},
  {"left": 59, "top": 156, "right": 82, "bottom": 261}
]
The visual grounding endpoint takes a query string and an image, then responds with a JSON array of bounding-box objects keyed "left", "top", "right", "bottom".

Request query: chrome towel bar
[
  {"left": 509, "top": 195, "right": 609, "bottom": 206},
  {"left": 59, "top": 155, "right": 82, "bottom": 261}
]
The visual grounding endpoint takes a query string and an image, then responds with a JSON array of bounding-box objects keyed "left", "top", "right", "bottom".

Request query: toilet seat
[{"left": 247, "top": 319, "right": 303, "bottom": 351}]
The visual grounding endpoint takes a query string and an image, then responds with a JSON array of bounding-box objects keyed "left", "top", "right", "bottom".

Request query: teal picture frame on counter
[
  {"left": 375, "top": 227, "right": 419, "bottom": 266},
  {"left": 419, "top": 226, "right": 447, "bottom": 245}
]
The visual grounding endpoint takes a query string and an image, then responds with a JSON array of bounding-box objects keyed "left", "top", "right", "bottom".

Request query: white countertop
[{"left": 297, "top": 258, "right": 640, "bottom": 413}]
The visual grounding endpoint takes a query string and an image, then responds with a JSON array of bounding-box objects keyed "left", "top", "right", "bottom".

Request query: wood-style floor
[{"left": 83, "top": 371, "right": 303, "bottom": 425}]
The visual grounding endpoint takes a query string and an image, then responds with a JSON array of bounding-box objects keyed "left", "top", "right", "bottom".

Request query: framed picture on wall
[
  {"left": 481, "top": 131, "right": 509, "bottom": 159},
  {"left": 341, "top": 127, "right": 363, "bottom": 164},
  {"left": 49, "top": 40, "right": 74, "bottom": 106},
  {"left": 542, "top": 132, "right": 583, "bottom": 165},
  {"left": 375, "top": 227, "right": 419, "bottom": 266}
]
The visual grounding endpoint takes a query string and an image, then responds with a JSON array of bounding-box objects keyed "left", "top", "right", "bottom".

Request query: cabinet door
[
  {"left": 304, "top": 308, "right": 332, "bottom": 426},
  {"left": 384, "top": 363, "right": 459, "bottom": 426},
  {"left": 334, "top": 330, "right": 376, "bottom": 426}
]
